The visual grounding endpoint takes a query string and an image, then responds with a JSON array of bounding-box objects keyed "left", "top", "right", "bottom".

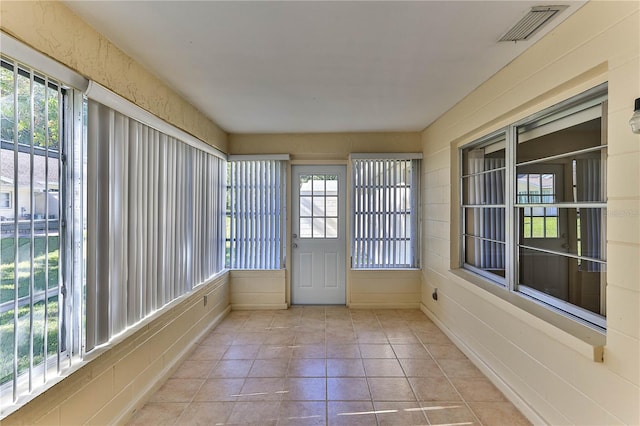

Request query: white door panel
[{"left": 292, "top": 165, "right": 346, "bottom": 305}]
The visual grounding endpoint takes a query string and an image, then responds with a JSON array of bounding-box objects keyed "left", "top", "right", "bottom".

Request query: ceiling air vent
[{"left": 499, "top": 5, "right": 568, "bottom": 42}]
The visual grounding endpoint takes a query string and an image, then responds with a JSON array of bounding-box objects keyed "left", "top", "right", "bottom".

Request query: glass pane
[
  {"left": 464, "top": 236, "right": 506, "bottom": 279},
  {"left": 17, "top": 71, "right": 30, "bottom": 146},
  {"left": 312, "top": 196, "right": 324, "bottom": 216},
  {"left": 1, "top": 64, "right": 16, "bottom": 143},
  {"left": 517, "top": 117, "right": 603, "bottom": 164},
  {"left": 300, "top": 217, "right": 312, "bottom": 238},
  {"left": 519, "top": 247, "right": 605, "bottom": 316},
  {"left": 47, "top": 295, "right": 59, "bottom": 356},
  {"left": 313, "top": 218, "right": 325, "bottom": 238},
  {"left": 464, "top": 208, "right": 506, "bottom": 242},
  {"left": 326, "top": 218, "right": 338, "bottom": 238},
  {"left": 518, "top": 208, "right": 605, "bottom": 259},
  {"left": 300, "top": 196, "right": 312, "bottom": 216},
  {"left": 34, "top": 77, "right": 46, "bottom": 149},
  {"left": 516, "top": 151, "right": 605, "bottom": 202},
  {"left": 531, "top": 217, "right": 545, "bottom": 238},
  {"left": 325, "top": 177, "right": 338, "bottom": 195},
  {"left": 326, "top": 196, "right": 338, "bottom": 217},
  {"left": 462, "top": 169, "right": 505, "bottom": 205},
  {"left": 516, "top": 174, "right": 529, "bottom": 203},
  {"left": 541, "top": 173, "right": 554, "bottom": 195},
  {"left": 299, "top": 175, "right": 313, "bottom": 195},
  {"left": 312, "top": 176, "right": 325, "bottom": 195},
  {"left": 47, "top": 85, "right": 60, "bottom": 150},
  {"left": 462, "top": 138, "right": 506, "bottom": 176},
  {"left": 532, "top": 207, "right": 545, "bottom": 216}
]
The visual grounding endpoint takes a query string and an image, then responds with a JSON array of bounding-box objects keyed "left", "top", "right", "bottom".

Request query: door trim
[{"left": 290, "top": 165, "right": 347, "bottom": 305}]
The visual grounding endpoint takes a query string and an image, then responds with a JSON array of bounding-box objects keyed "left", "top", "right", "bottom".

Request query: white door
[{"left": 291, "top": 165, "right": 346, "bottom": 304}]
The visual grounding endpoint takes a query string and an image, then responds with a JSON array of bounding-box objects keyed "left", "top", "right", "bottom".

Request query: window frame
[
  {"left": 225, "top": 155, "right": 288, "bottom": 270},
  {"left": 459, "top": 83, "right": 608, "bottom": 330},
  {"left": 0, "top": 54, "right": 85, "bottom": 407},
  {"left": 350, "top": 153, "right": 422, "bottom": 269},
  {"left": 0, "top": 191, "right": 12, "bottom": 209}
]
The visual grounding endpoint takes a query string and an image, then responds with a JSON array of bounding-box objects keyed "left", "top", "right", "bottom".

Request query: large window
[
  {"left": 226, "top": 157, "right": 286, "bottom": 269},
  {"left": 85, "top": 99, "right": 226, "bottom": 351},
  {"left": 0, "top": 44, "right": 228, "bottom": 411},
  {"left": 0, "top": 56, "right": 84, "bottom": 404},
  {"left": 461, "top": 84, "right": 607, "bottom": 328},
  {"left": 352, "top": 155, "right": 421, "bottom": 268}
]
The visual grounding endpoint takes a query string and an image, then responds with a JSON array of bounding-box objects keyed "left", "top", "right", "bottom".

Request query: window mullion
[{"left": 506, "top": 124, "right": 517, "bottom": 292}]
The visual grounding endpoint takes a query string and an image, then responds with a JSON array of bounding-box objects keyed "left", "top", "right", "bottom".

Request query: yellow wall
[
  {"left": 420, "top": 1, "right": 639, "bottom": 424},
  {"left": 0, "top": 0, "right": 228, "bottom": 152},
  {"left": 350, "top": 270, "right": 421, "bottom": 308},
  {"left": 229, "top": 132, "right": 421, "bottom": 160},
  {"left": 230, "top": 132, "right": 423, "bottom": 309},
  {"left": 230, "top": 270, "right": 288, "bottom": 310}
]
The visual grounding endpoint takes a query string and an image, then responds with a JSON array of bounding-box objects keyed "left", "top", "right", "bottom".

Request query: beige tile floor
[{"left": 128, "top": 307, "right": 531, "bottom": 425}]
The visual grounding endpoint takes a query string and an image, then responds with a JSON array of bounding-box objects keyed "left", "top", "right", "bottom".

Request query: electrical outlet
[{"left": 203, "top": 295, "right": 208, "bottom": 306}]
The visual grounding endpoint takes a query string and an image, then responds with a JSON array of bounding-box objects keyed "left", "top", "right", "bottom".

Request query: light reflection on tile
[{"left": 129, "top": 307, "right": 530, "bottom": 426}]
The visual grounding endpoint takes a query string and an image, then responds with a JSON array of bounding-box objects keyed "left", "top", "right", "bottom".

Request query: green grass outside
[
  {"left": 0, "top": 298, "right": 59, "bottom": 385},
  {"left": 0, "top": 236, "right": 60, "bottom": 386},
  {"left": 1, "top": 236, "right": 59, "bottom": 304},
  {"left": 523, "top": 216, "right": 558, "bottom": 238}
]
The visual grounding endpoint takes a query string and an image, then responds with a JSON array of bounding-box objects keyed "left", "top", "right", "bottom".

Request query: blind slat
[
  {"left": 352, "top": 158, "right": 420, "bottom": 269},
  {"left": 227, "top": 160, "right": 285, "bottom": 269}
]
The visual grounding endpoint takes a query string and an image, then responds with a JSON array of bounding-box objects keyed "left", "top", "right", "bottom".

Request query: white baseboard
[
  {"left": 231, "top": 303, "right": 288, "bottom": 310},
  {"left": 348, "top": 303, "right": 421, "bottom": 309}
]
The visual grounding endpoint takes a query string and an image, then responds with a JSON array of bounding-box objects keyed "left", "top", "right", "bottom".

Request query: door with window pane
[{"left": 291, "top": 166, "right": 346, "bottom": 304}]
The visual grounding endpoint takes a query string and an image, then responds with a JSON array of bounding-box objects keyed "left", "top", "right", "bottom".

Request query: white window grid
[{"left": 460, "top": 83, "right": 608, "bottom": 329}]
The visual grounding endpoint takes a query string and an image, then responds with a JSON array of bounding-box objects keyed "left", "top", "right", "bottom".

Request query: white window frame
[
  {"left": 0, "top": 191, "right": 11, "bottom": 209},
  {"left": 351, "top": 153, "right": 422, "bottom": 269},
  {"left": 0, "top": 47, "right": 85, "bottom": 411},
  {"left": 459, "top": 83, "right": 608, "bottom": 330},
  {"left": 226, "top": 155, "right": 288, "bottom": 270}
]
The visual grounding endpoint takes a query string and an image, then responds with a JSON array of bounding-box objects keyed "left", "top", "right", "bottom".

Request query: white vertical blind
[
  {"left": 227, "top": 159, "right": 285, "bottom": 270},
  {"left": 576, "top": 157, "right": 603, "bottom": 272},
  {"left": 85, "top": 99, "right": 225, "bottom": 352},
  {"left": 352, "top": 157, "right": 420, "bottom": 268}
]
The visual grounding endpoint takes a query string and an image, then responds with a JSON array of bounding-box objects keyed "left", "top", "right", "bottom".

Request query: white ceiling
[{"left": 65, "top": 1, "right": 585, "bottom": 134}]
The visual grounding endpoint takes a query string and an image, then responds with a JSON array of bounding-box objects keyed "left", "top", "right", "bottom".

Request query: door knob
[
  {"left": 292, "top": 233, "right": 298, "bottom": 238},
  {"left": 292, "top": 243, "right": 298, "bottom": 248}
]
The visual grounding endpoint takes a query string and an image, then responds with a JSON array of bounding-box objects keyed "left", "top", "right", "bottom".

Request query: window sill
[{"left": 450, "top": 268, "right": 605, "bottom": 362}]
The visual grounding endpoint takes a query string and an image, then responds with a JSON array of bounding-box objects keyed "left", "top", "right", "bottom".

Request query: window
[
  {"left": 85, "top": 98, "right": 226, "bottom": 351},
  {"left": 517, "top": 173, "right": 559, "bottom": 238},
  {"left": 1, "top": 41, "right": 229, "bottom": 411},
  {"left": 0, "top": 192, "right": 11, "bottom": 209},
  {"left": 0, "top": 56, "right": 84, "bottom": 403},
  {"left": 352, "top": 155, "right": 421, "bottom": 268},
  {"left": 299, "top": 173, "right": 338, "bottom": 239},
  {"left": 461, "top": 134, "right": 506, "bottom": 281},
  {"left": 460, "top": 84, "right": 607, "bottom": 328},
  {"left": 226, "top": 157, "right": 287, "bottom": 269}
]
